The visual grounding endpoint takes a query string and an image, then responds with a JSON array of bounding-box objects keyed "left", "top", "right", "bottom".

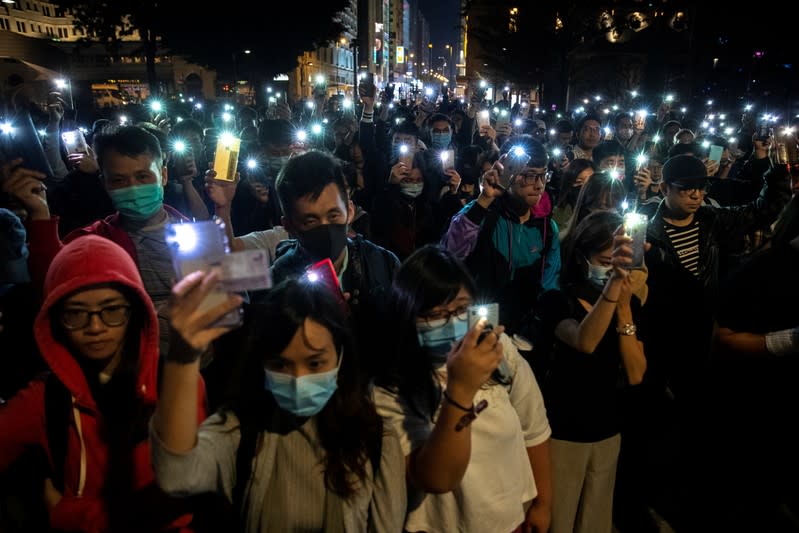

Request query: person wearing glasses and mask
[
  {"left": 0, "top": 236, "right": 205, "bottom": 532},
  {"left": 442, "top": 136, "right": 561, "bottom": 335},
  {"left": 639, "top": 154, "right": 789, "bottom": 531}
]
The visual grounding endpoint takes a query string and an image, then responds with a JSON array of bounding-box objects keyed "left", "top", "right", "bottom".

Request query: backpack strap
[{"left": 44, "top": 373, "right": 71, "bottom": 493}]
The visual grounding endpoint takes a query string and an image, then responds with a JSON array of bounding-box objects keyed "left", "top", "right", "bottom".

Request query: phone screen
[
  {"left": 62, "top": 130, "right": 88, "bottom": 155},
  {"left": 477, "top": 110, "right": 491, "bottom": 129},
  {"left": 500, "top": 150, "right": 530, "bottom": 188},
  {"left": 708, "top": 144, "right": 724, "bottom": 165},
  {"left": 440, "top": 149, "right": 455, "bottom": 171},
  {"left": 623, "top": 213, "right": 648, "bottom": 269}
]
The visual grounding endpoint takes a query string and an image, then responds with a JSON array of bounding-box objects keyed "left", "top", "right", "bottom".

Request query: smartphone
[
  {"left": 495, "top": 109, "right": 511, "bottom": 130},
  {"left": 708, "top": 144, "right": 724, "bottom": 165},
  {"left": 623, "top": 213, "right": 648, "bottom": 269},
  {"left": 477, "top": 109, "right": 491, "bottom": 129},
  {"left": 633, "top": 111, "right": 647, "bottom": 131},
  {"left": 500, "top": 148, "right": 530, "bottom": 188},
  {"left": 0, "top": 110, "right": 53, "bottom": 177},
  {"left": 649, "top": 160, "right": 663, "bottom": 184},
  {"left": 398, "top": 144, "right": 414, "bottom": 168},
  {"left": 306, "top": 258, "right": 347, "bottom": 311},
  {"left": 61, "top": 129, "right": 88, "bottom": 155},
  {"left": 171, "top": 145, "right": 197, "bottom": 177},
  {"left": 468, "top": 303, "right": 499, "bottom": 344},
  {"left": 440, "top": 149, "right": 455, "bottom": 172},
  {"left": 359, "top": 72, "right": 376, "bottom": 99},
  {"left": 213, "top": 135, "right": 241, "bottom": 182},
  {"left": 165, "top": 219, "right": 243, "bottom": 328},
  {"left": 313, "top": 76, "right": 327, "bottom": 99}
]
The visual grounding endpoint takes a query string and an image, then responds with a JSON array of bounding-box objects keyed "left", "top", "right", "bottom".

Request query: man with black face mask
[
  {"left": 442, "top": 137, "right": 561, "bottom": 331},
  {"left": 270, "top": 150, "right": 399, "bottom": 379}
]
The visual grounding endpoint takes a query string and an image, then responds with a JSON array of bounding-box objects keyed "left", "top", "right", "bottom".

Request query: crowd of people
[{"left": 0, "top": 79, "right": 797, "bottom": 533}]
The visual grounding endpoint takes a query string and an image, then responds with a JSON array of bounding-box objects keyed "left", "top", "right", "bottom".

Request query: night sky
[{"left": 419, "top": 0, "right": 460, "bottom": 62}]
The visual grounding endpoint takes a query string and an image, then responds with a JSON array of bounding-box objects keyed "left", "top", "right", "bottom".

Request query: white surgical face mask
[{"left": 586, "top": 259, "right": 612, "bottom": 284}]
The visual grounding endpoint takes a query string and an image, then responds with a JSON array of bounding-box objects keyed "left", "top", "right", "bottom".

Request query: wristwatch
[{"left": 616, "top": 323, "right": 637, "bottom": 336}]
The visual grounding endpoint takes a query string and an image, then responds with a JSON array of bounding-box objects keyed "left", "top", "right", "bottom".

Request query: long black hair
[
  {"left": 560, "top": 210, "right": 622, "bottom": 287},
  {"left": 374, "top": 245, "right": 477, "bottom": 421},
  {"left": 221, "top": 279, "right": 382, "bottom": 500}
]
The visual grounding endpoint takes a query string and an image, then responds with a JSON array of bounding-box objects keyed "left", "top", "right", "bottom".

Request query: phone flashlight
[
  {"left": 224, "top": 104, "right": 233, "bottom": 111},
  {"left": 399, "top": 145, "right": 409, "bottom": 155},
  {"left": 194, "top": 103, "right": 203, "bottom": 110},
  {"left": 38, "top": 129, "right": 46, "bottom": 136},
  {"left": 173, "top": 140, "right": 187, "bottom": 153},
  {"left": 480, "top": 110, "right": 489, "bottom": 119},
  {"left": 306, "top": 101, "right": 315, "bottom": 109},
  {"left": 479, "top": 80, "right": 487, "bottom": 88},
  {"left": 610, "top": 169, "right": 622, "bottom": 181},
  {"left": 119, "top": 116, "right": 128, "bottom": 125},
  {"left": 246, "top": 158, "right": 258, "bottom": 170},
  {"left": 636, "top": 153, "right": 648, "bottom": 169},
  {"left": 440, "top": 151, "right": 450, "bottom": 163},
  {"left": 165, "top": 223, "right": 198, "bottom": 253},
  {"left": 425, "top": 87, "right": 433, "bottom": 96},
  {"left": 54, "top": 78, "right": 68, "bottom": 90},
  {"left": 315, "top": 74, "right": 325, "bottom": 85},
  {"left": 666, "top": 94, "right": 675, "bottom": 102},
  {"left": 307, "top": 271, "right": 320, "bottom": 283},
  {"left": 708, "top": 114, "right": 716, "bottom": 120},
  {"left": 553, "top": 147, "right": 562, "bottom": 157},
  {"left": 1, "top": 122, "right": 14, "bottom": 135},
  {"left": 512, "top": 146, "right": 526, "bottom": 158},
  {"left": 342, "top": 99, "right": 353, "bottom": 109},
  {"left": 268, "top": 97, "right": 276, "bottom": 104},
  {"left": 62, "top": 130, "right": 77, "bottom": 145},
  {"left": 493, "top": 107, "right": 499, "bottom": 114},
  {"left": 621, "top": 200, "right": 630, "bottom": 211},
  {"left": 222, "top": 112, "right": 232, "bottom": 123},
  {"left": 701, "top": 140, "right": 711, "bottom": 149},
  {"left": 150, "top": 101, "right": 162, "bottom": 112},
  {"left": 653, "top": 134, "right": 661, "bottom": 143},
  {"left": 514, "top": 118, "right": 523, "bottom": 127},
  {"left": 389, "top": 103, "right": 395, "bottom": 109},
  {"left": 311, "top": 123, "right": 323, "bottom": 135},
  {"left": 296, "top": 129, "right": 308, "bottom": 142}
]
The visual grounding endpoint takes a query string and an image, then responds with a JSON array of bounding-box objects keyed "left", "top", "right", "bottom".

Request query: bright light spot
[
  {"left": 595, "top": 95, "right": 602, "bottom": 101},
  {"left": 637, "top": 109, "right": 648, "bottom": 118},
  {"left": 440, "top": 151, "right": 450, "bottom": 162},
  {"left": 666, "top": 94, "right": 675, "bottom": 102},
  {"left": 222, "top": 112, "right": 232, "bottom": 122},
  {"left": 399, "top": 145, "right": 409, "bottom": 154},
  {"left": 631, "top": 90, "right": 639, "bottom": 97},
  {"left": 479, "top": 80, "right": 487, "bottom": 88},
  {"left": 311, "top": 123, "right": 323, "bottom": 135},
  {"left": 224, "top": 104, "right": 233, "bottom": 111},
  {"left": 194, "top": 102, "right": 203, "bottom": 110},
  {"left": 512, "top": 146, "right": 526, "bottom": 157},
  {"left": 478, "top": 306, "right": 488, "bottom": 317},
  {"left": 729, "top": 137, "right": 737, "bottom": 144},
  {"left": 603, "top": 108, "right": 610, "bottom": 114},
  {"left": 322, "top": 118, "right": 329, "bottom": 124},
  {"left": 306, "top": 101, "right": 315, "bottom": 109},
  {"left": 636, "top": 154, "right": 647, "bottom": 166},
  {"left": 266, "top": 86, "right": 273, "bottom": 93},
  {"left": 389, "top": 103, "right": 395, "bottom": 109},
  {"left": 220, "top": 132, "right": 236, "bottom": 146},
  {"left": 247, "top": 159, "right": 258, "bottom": 169},
  {"left": 744, "top": 104, "right": 752, "bottom": 111},
  {"left": 553, "top": 148, "right": 562, "bottom": 157},
  {"left": 504, "top": 86, "right": 510, "bottom": 92},
  {"left": 707, "top": 99, "right": 713, "bottom": 106},
  {"left": 296, "top": 130, "right": 308, "bottom": 142},
  {"left": 189, "top": 97, "right": 194, "bottom": 102},
  {"left": 549, "top": 128, "right": 556, "bottom": 136},
  {"left": 167, "top": 224, "right": 198, "bottom": 252},
  {"left": 342, "top": 98, "right": 353, "bottom": 109},
  {"left": 724, "top": 127, "right": 734, "bottom": 135},
  {"left": 480, "top": 110, "right": 489, "bottom": 119},
  {"left": 174, "top": 141, "right": 186, "bottom": 152},
  {"left": 62, "top": 131, "right": 76, "bottom": 145},
  {"left": 521, "top": 102, "right": 528, "bottom": 108},
  {"left": 621, "top": 200, "right": 629, "bottom": 211},
  {"left": 307, "top": 271, "right": 320, "bottom": 283},
  {"left": 701, "top": 121, "right": 710, "bottom": 128},
  {"left": 610, "top": 170, "right": 621, "bottom": 180},
  {"left": 708, "top": 114, "right": 716, "bottom": 120},
  {"left": 37, "top": 129, "right": 46, "bottom": 136},
  {"left": 681, "top": 107, "right": 687, "bottom": 113},
  {"left": 701, "top": 140, "right": 711, "bottom": 148},
  {"left": 425, "top": 87, "right": 433, "bottom": 96},
  {"left": 604, "top": 127, "right": 612, "bottom": 135},
  {"left": 176, "top": 117, "right": 183, "bottom": 123},
  {"left": 150, "top": 101, "right": 162, "bottom": 112},
  {"left": 268, "top": 97, "right": 276, "bottom": 103},
  {"left": 54, "top": 78, "right": 67, "bottom": 89},
  {"left": 583, "top": 99, "right": 589, "bottom": 104},
  {"left": 493, "top": 107, "right": 499, "bottom": 114},
  {"left": 315, "top": 74, "right": 325, "bottom": 85},
  {"left": 653, "top": 134, "right": 661, "bottom": 143},
  {"left": 612, "top": 104, "right": 619, "bottom": 111},
  {"left": 719, "top": 114, "right": 726, "bottom": 120},
  {"left": 119, "top": 116, "right": 128, "bottom": 124},
  {"left": 275, "top": 92, "right": 281, "bottom": 98},
  {"left": 514, "top": 118, "right": 523, "bottom": 126}
]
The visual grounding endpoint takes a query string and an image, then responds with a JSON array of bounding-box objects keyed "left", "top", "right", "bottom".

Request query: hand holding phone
[
  {"left": 440, "top": 149, "right": 455, "bottom": 172},
  {"left": 359, "top": 73, "right": 376, "bottom": 99},
  {"left": 499, "top": 148, "right": 530, "bottom": 188},
  {"left": 468, "top": 303, "right": 499, "bottom": 344},
  {"left": 61, "top": 129, "right": 88, "bottom": 155}
]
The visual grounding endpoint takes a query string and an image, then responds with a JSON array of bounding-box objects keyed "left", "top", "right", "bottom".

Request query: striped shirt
[{"left": 665, "top": 219, "right": 700, "bottom": 275}]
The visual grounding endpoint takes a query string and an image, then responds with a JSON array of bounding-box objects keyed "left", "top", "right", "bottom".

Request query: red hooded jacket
[{"left": 0, "top": 235, "right": 205, "bottom": 532}]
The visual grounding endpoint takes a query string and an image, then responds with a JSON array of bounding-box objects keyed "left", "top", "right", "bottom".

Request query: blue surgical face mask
[
  {"left": 586, "top": 260, "right": 612, "bottom": 284},
  {"left": 400, "top": 182, "right": 424, "bottom": 198},
  {"left": 431, "top": 131, "right": 452, "bottom": 150},
  {"left": 416, "top": 314, "right": 469, "bottom": 363},
  {"left": 264, "top": 353, "right": 342, "bottom": 417},
  {"left": 108, "top": 182, "right": 164, "bottom": 222}
]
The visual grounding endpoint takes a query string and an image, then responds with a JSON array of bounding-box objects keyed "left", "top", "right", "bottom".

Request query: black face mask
[{"left": 297, "top": 223, "right": 348, "bottom": 261}]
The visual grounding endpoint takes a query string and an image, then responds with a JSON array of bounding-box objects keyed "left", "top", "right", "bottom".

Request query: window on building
[
  {"left": 73, "top": 27, "right": 77, "bottom": 36},
  {"left": 0, "top": 18, "right": 8, "bottom": 31},
  {"left": 43, "top": 5, "right": 49, "bottom": 15},
  {"left": 34, "top": 3, "right": 39, "bottom": 11}
]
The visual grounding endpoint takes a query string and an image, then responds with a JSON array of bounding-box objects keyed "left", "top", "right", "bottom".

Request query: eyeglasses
[
  {"left": 60, "top": 305, "right": 131, "bottom": 330},
  {"left": 419, "top": 304, "right": 470, "bottom": 327},
  {"left": 517, "top": 170, "right": 552, "bottom": 185}
]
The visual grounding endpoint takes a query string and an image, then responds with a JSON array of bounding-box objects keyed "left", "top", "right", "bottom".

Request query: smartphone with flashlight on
[
  {"left": 468, "top": 303, "right": 499, "bottom": 343},
  {"left": 359, "top": 72, "right": 376, "bottom": 99},
  {"left": 440, "top": 149, "right": 455, "bottom": 172},
  {"left": 495, "top": 109, "right": 511, "bottom": 131},
  {"left": 306, "top": 258, "right": 347, "bottom": 311},
  {"left": 477, "top": 109, "right": 491, "bottom": 130},
  {"left": 398, "top": 144, "right": 414, "bottom": 168},
  {"left": 213, "top": 134, "right": 241, "bottom": 182},
  {"left": 171, "top": 143, "right": 197, "bottom": 178},
  {"left": 61, "top": 129, "right": 88, "bottom": 155},
  {"left": 165, "top": 219, "right": 242, "bottom": 328},
  {"left": 623, "top": 212, "right": 648, "bottom": 269},
  {"left": 500, "top": 147, "right": 531, "bottom": 189}
]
